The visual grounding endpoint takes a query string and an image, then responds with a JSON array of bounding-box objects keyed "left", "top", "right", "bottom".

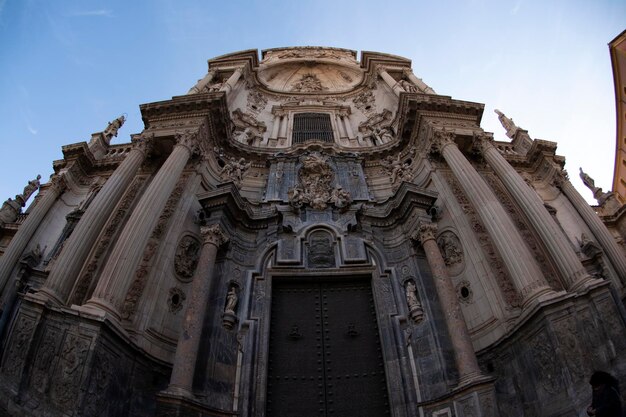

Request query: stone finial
[
  {"left": 102, "top": 115, "right": 126, "bottom": 142},
  {"left": 494, "top": 109, "right": 520, "bottom": 139}
]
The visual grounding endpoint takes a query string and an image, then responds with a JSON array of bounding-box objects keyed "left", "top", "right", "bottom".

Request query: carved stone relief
[
  {"left": 436, "top": 230, "right": 464, "bottom": 276},
  {"left": 290, "top": 73, "right": 327, "bottom": 92},
  {"left": 307, "top": 230, "right": 336, "bottom": 268},
  {"left": 2, "top": 315, "right": 36, "bottom": 380},
  {"left": 352, "top": 90, "right": 376, "bottom": 114},
  {"left": 246, "top": 90, "right": 268, "bottom": 115},
  {"left": 51, "top": 334, "right": 90, "bottom": 410},
  {"left": 288, "top": 152, "right": 352, "bottom": 211},
  {"left": 219, "top": 156, "right": 251, "bottom": 186},
  {"left": 529, "top": 331, "right": 562, "bottom": 395},
  {"left": 174, "top": 235, "right": 201, "bottom": 281}
]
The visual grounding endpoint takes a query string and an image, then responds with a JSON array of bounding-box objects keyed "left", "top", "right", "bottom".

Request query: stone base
[
  {"left": 418, "top": 376, "right": 498, "bottom": 417},
  {"left": 156, "top": 392, "right": 236, "bottom": 417}
]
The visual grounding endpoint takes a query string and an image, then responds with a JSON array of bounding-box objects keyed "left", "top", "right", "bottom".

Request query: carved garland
[
  {"left": 71, "top": 177, "right": 146, "bottom": 305},
  {"left": 482, "top": 172, "right": 562, "bottom": 291},
  {"left": 121, "top": 174, "right": 190, "bottom": 320},
  {"left": 441, "top": 171, "right": 521, "bottom": 307}
]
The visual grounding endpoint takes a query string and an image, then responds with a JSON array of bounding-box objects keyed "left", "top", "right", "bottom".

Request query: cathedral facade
[{"left": 0, "top": 47, "right": 625, "bottom": 417}]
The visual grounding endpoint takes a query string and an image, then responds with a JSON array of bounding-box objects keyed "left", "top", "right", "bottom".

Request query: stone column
[
  {"left": 433, "top": 130, "right": 554, "bottom": 307},
  {"left": 0, "top": 175, "right": 65, "bottom": 295},
  {"left": 220, "top": 67, "right": 243, "bottom": 95},
  {"left": 84, "top": 131, "right": 200, "bottom": 319},
  {"left": 414, "top": 222, "right": 482, "bottom": 385},
  {"left": 377, "top": 67, "right": 404, "bottom": 96},
  {"left": 38, "top": 136, "right": 154, "bottom": 305},
  {"left": 343, "top": 114, "right": 354, "bottom": 139},
  {"left": 167, "top": 224, "right": 229, "bottom": 396},
  {"left": 187, "top": 69, "right": 217, "bottom": 94},
  {"left": 475, "top": 135, "right": 595, "bottom": 291},
  {"left": 270, "top": 113, "right": 281, "bottom": 140},
  {"left": 403, "top": 69, "right": 436, "bottom": 94},
  {"left": 555, "top": 174, "right": 626, "bottom": 282}
]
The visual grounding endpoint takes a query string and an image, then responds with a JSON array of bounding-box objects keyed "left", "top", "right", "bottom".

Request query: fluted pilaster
[
  {"left": 85, "top": 131, "right": 199, "bottom": 319},
  {"left": 39, "top": 136, "right": 154, "bottom": 305},
  {"left": 0, "top": 175, "right": 66, "bottom": 295},
  {"left": 475, "top": 134, "right": 594, "bottom": 291},
  {"left": 167, "top": 224, "right": 229, "bottom": 396},
  {"left": 433, "top": 130, "right": 554, "bottom": 307}
]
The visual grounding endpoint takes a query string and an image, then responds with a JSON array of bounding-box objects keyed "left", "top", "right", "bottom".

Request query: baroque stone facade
[{"left": 0, "top": 46, "right": 625, "bottom": 417}]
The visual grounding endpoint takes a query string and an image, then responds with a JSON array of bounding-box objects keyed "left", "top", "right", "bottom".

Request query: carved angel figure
[
  {"left": 220, "top": 157, "right": 251, "bottom": 185},
  {"left": 381, "top": 155, "right": 412, "bottom": 184}
]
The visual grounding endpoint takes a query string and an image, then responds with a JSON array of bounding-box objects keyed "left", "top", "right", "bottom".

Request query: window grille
[{"left": 292, "top": 113, "right": 334, "bottom": 144}]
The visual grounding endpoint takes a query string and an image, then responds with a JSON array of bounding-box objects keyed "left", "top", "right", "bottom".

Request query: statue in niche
[
  {"left": 399, "top": 79, "right": 420, "bottom": 93},
  {"left": 225, "top": 286, "right": 238, "bottom": 313},
  {"left": 222, "top": 285, "right": 239, "bottom": 330},
  {"left": 102, "top": 115, "right": 125, "bottom": 141},
  {"left": 405, "top": 281, "right": 424, "bottom": 323},
  {"left": 437, "top": 231, "right": 464, "bottom": 267},
  {"left": 19, "top": 175, "right": 41, "bottom": 203}
]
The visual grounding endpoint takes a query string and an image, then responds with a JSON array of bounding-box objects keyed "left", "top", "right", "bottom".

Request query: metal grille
[{"left": 292, "top": 113, "right": 335, "bottom": 144}]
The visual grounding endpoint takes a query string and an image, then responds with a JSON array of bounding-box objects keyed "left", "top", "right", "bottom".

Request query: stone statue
[
  {"left": 103, "top": 115, "right": 125, "bottom": 141},
  {"left": 237, "top": 127, "right": 255, "bottom": 145},
  {"left": 579, "top": 167, "right": 598, "bottom": 192},
  {"left": 225, "top": 287, "right": 238, "bottom": 313},
  {"left": 405, "top": 281, "right": 424, "bottom": 323},
  {"left": 374, "top": 126, "right": 394, "bottom": 144},
  {"left": 494, "top": 109, "right": 519, "bottom": 138},
  {"left": 399, "top": 79, "right": 419, "bottom": 93},
  {"left": 220, "top": 157, "right": 251, "bottom": 186},
  {"left": 405, "top": 281, "right": 419, "bottom": 310},
  {"left": 381, "top": 154, "right": 412, "bottom": 184},
  {"left": 19, "top": 175, "right": 41, "bottom": 203}
]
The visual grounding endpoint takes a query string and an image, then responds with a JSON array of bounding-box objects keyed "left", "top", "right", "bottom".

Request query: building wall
[{"left": 0, "top": 46, "right": 625, "bottom": 417}]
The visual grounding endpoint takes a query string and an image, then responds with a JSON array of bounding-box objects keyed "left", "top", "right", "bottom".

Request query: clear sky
[{"left": 0, "top": 0, "right": 624, "bottom": 206}]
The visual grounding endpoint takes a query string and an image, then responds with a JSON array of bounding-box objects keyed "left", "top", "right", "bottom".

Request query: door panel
[{"left": 267, "top": 279, "right": 389, "bottom": 417}]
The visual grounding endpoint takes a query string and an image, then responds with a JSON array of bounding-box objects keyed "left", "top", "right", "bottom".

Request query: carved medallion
[
  {"left": 174, "top": 235, "right": 201, "bottom": 281},
  {"left": 436, "top": 230, "right": 464, "bottom": 274}
]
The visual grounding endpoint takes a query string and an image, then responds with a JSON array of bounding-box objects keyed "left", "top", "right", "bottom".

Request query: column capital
[
  {"left": 47, "top": 173, "right": 67, "bottom": 193},
  {"left": 133, "top": 132, "right": 155, "bottom": 156},
  {"left": 472, "top": 131, "right": 495, "bottom": 154},
  {"left": 175, "top": 130, "right": 200, "bottom": 154},
  {"left": 413, "top": 222, "right": 438, "bottom": 244},
  {"left": 201, "top": 224, "right": 229, "bottom": 247},
  {"left": 431, "top": 129, "right": 456, "bottom": 154},
  {"left": 552, "top": 170, "right": 569, "bottom": 189}
]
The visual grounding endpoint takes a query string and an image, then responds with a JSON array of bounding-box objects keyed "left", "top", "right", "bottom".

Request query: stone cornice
[
  {"left": 197, "top": 183, "right": 278, "bottom": 231},
  {"left": 207, "top": 49, "right": 259, "bottom": 71},
  {"left": 361, "top": 182, "right": 437, "bottom": 228}
]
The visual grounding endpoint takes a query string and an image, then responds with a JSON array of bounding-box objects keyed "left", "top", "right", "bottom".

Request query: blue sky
[{"left": 0, "top": 0, "right": 624, "bottom": 205}]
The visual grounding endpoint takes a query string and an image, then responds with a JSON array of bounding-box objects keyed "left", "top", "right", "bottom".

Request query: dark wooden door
[{"left": 267, "top": 279, "right": 389, "bottom": 417}]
